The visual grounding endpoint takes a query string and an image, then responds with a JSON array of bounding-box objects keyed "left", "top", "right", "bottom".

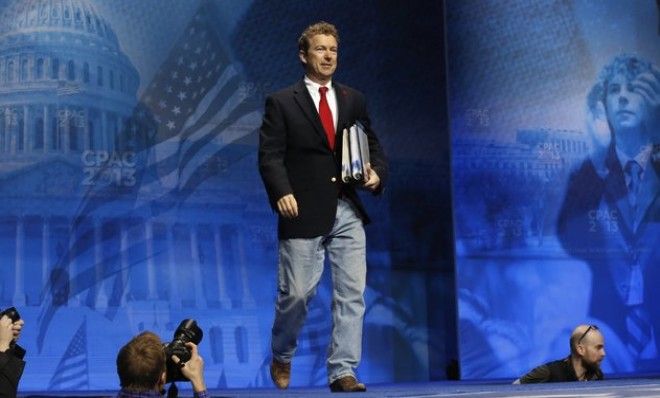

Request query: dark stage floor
[{"left": 20, "top": 378, "right": 660, "bottom": 398}]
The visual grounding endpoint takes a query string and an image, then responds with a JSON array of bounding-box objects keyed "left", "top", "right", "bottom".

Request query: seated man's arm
[{"left": 517, "top": 364, "right": 552, "bottom": 384}]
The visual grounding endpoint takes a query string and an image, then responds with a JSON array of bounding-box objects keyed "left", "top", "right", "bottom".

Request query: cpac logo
[{"left": 81, "top": 150, "right": 137, "bottom": 187}]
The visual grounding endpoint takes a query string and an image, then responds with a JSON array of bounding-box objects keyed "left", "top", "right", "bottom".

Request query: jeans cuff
[{"left": 328, "top": 371, "right": 356, "bottom": 384}]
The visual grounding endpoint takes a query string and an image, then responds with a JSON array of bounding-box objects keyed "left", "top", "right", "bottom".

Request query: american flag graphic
[
  {"left": 48, "top": 319, "right": 89, "bottom": 390},
  {"left": 37, "top": 0, "right": 262, "bottom": 353}
]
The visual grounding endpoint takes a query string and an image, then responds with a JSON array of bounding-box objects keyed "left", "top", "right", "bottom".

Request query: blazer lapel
[
  {"left": 293, "top": 80, "right": 328, "bottom": 143},
  {"left": 334, "top": 82, "right": 350, "bottom": 134},
  {"left": 636, "top": 162, "right": 660, "bottom": 228},
  {"left": 603, "top": 150, "right": 636, "bottom": 236}
]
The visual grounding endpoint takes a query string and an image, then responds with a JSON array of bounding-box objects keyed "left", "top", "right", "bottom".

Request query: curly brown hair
[
  {"left": 298, "top": 21, "right": 339, "bottom": 54},
  {"left": 588, "top": 53, "right": 654, "bottom": 112}
]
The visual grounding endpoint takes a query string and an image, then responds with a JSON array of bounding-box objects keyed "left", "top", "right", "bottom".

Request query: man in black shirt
[
  {"left": 0, "top": 312, "right": 25, "bottom": 398},
  {"left": 514, "top": 324, "right": 606, "bottom": 383}
]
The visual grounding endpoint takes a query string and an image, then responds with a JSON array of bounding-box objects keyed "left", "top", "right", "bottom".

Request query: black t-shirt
[
  {"left": 0, "top": 344, "right": 26, "bottom": 398},
  {"left": 518, "top": 356, "right": 604, "bottom": 383}
]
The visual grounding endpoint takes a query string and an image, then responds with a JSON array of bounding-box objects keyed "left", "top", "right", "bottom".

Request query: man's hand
[
  {"left": 633, "top": 65, "right": 660, "bottom": 140},
  {"left": 11, "top": 319, "right": 24, "bottom": 342},
  {"left": 172, "top": 342, "right": 206, "bottom": 393},
  {"left": 362, "top": 163, "right": 381, "bottom": 191},
  {"left": 0, "top": 316, "right": 13, "bottom": 352},
  {"left": 586, "top": 100, "right": 611, "bottom": 177},
  {"left": 276, "top": 194, "right": 298, "bottom": 218}
]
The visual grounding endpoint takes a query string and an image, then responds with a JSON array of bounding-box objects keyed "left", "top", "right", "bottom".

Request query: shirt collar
[
  {"left": 304, "top": 75, "right": 333, "bottom": 92},
  {"left": 615, "top": 144, "right": 652, "bottom": 173}
]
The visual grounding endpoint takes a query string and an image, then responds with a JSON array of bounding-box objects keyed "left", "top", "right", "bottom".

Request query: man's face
[
  {"left": 299, "top": 34, "right": 337, "bottom": 85},
  {"left": 579, "top": 331, "right": 606, "bottom": 371},
  {"left": 605, "top": 73, "right": 649, "bottom": 132}
]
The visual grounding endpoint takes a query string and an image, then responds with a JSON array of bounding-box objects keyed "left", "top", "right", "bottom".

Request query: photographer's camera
[
  {"left": 0, "top": 307, "right": 21, "bottom": 323},
  {"left": 163, "top": 319, "right": 203, "bottom": 382}
]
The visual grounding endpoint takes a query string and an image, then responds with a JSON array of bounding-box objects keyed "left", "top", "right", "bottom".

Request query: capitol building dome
[
  {"left": 0, "top": 0, "right": 139, "bottom": 162},
  {"left": 0, "top": 3, "right": 263, "bottom": 386}
]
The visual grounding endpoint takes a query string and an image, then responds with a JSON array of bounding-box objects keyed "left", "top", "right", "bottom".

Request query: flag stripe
[{"left": 49, "top": 319, "right": 88, "bottom": 390}]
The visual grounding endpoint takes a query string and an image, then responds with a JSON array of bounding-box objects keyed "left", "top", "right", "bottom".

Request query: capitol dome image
[
  {"left": 0, "top": 0, "right": 142, "bottom": 308},
  {"left": 0, "top": 0, "right": 140, "bottom": 162},
  {"left": 0, "top": 0, "right": 267, "bottom": 390}
]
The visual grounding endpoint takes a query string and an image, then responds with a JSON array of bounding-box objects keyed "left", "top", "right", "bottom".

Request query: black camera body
[
  {"left": 163, "top": 319, "right": 203, "bottom": 382},
  {"left": 0, "top": 307, "right": 20, "bottom": 323}
]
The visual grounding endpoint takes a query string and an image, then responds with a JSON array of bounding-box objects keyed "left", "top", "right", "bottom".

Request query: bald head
[
  {"left": 570, "top": 324, "right": 598, "bottom": 352},
  {"left": 569, "top": 324, "right": 606, "bottom": 375}
]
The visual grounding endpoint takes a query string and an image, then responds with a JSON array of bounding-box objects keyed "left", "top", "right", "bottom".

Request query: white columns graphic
[
  {"left": 236, "top": 228, "right": 255, "bottom": 307},
  {"left": 1, "top": 107, "right": 7, "bottom": 152},
  {"left": 41, "top": 217, "right": 50, "bottom": 302},
  {"left": 167, "top": 225, "right": 181, "bottom": 310},
  {"left": 189, "top": 225, "right": 207, "bottom": 310},
  {"left": 68, "top": 224, "right": 79, "bottom": 306},
  {"left": 94, "top": 220, "right": 108, "bottom": 308},
  {"left": 101, "top": 111, "right": 108, "bottom": 150},
  {"left": 13, "top": 217, "right": 25, "bottom": 305},
  {"left": 119, "top": 221, "right": 129, "bottom": 306},
  {"left": 43, "top": 105, "right": 50, "bottom": 152},
  {"left": 22, "top": 105, "right": 29, "bottom": 151},
  {"left": 83, "top": 108, "right": 90, "bottom": 150},
  {"left": 145, "top": 220, "right": 158, "bottom": 300},
  {"left": 62, "top": 107, "right": 70, "bottom": 153},
  {"left": 213, "top": 225, "right": 231, "bottom": 308},
  {"left": 9, "top": 107, "right": 16, "bottom": 155}
]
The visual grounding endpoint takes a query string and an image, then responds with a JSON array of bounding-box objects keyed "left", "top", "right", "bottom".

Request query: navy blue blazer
[{"left": 259, "top": 80, "right": 388, "bottom": 239}]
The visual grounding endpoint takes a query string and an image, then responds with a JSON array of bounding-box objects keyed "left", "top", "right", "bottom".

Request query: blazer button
[{"left": 331, "top": 177, "right": 337, "bottom": 182}]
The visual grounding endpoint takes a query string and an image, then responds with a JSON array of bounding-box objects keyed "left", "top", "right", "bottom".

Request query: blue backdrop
[
  {"left": 0, "top": 0, "right": 453, "bottom": 392},
  {"left": 448, "top": 0, "right": 660, "bottom": 380}
]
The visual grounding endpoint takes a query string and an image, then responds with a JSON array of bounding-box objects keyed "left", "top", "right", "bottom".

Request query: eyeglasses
[{"left": 577, "top": 324, "right": 599, "bottom": 345}]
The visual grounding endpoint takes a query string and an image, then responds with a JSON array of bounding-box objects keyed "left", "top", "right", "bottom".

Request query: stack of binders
[{"left": 341, "top": 121, "right": 370, "bottom": 183}]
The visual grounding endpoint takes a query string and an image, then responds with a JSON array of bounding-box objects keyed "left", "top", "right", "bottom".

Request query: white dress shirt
[{"left": 304, "top": 75, "right": 339, "bottom": 131}]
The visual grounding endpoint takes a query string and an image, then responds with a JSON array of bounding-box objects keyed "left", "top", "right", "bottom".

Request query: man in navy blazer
[{"left": 258, "top": 21, "right": 387, "bottom": 392}]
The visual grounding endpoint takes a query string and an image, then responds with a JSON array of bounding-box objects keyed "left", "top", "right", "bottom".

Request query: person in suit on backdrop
[
  {"left": 557, "top": 54, "right": 659, "bottom": 371},
  {"left": 514, "top": 324, "right": 606, "bottom": 383},
  {"left": 0, "top": 310, "right": 25, "bottom": 398},
  {"left": 258, "top": 21, "right": 388, "bottom": 392}
]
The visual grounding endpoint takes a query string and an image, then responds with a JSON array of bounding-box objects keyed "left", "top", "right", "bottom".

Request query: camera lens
[
  {"left": 164, "top": 319, "right": 203, "bottom": 383},
  {"left": 0, "top": 307, "right": 20, "bottom": 323}
]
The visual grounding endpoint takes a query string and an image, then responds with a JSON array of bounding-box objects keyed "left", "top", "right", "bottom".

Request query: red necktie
[{"left": 318, "top": 86, "right": 335, "bottom": 150}]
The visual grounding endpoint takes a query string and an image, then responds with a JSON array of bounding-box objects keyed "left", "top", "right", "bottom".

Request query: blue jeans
[{"left": 271, "top": 198, "right": 366, "bottom": 384}]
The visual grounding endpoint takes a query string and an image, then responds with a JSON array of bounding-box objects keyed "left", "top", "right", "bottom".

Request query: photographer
[
  {"left": 0, "top": 309, "right": 25, "bottom": 398},
  {"left": 116, "top": 331, "right": 207, "bottom": 398}
]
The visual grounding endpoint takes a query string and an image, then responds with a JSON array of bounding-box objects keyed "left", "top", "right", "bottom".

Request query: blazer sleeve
[
  {"left": 358, "top": 95, "right": 388, "bottom": 194},
  {"left": 258, "top": 95, "right": 293, "bottom": 209}
]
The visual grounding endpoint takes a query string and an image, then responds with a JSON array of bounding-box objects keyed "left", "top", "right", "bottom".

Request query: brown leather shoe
[
  {"left": 329, "top": 375, "right": 367, "bottom": 392},
  {"left": 270, "top": 359, "right": 291, "bottom": 389}
]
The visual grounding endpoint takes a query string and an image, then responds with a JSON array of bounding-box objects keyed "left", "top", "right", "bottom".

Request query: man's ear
[
  {"left": 157, "top": 371, "right": 166, "bottom": 389},
  {"left": 299, "top": 50, "right": 307, "bottom": 65}
]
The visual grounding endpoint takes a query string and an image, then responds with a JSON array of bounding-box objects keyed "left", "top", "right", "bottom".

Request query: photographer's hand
[
  {"left": 11, "top": 319, "right": 24, "bottom": 342},
  {"left": 0, "top": 316, "right": 13, "bottom": 352},
  {"left": 172, "top": 342, "right": 206, "bottom": 393}
]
